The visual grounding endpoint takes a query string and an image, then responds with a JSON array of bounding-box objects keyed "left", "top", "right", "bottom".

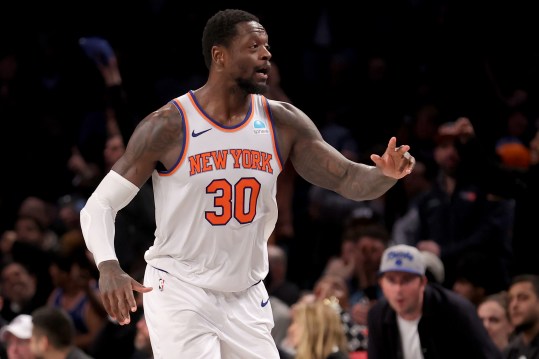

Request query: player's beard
[{"left": 237, "top": 77, "right": 268, "bottom": 95}]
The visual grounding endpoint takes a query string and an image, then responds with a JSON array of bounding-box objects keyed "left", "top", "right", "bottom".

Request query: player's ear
[{"left": 212, "top": 45, "right": 225, "bottom": 69}]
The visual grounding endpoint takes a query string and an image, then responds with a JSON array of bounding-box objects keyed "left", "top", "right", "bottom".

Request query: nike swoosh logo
[
  {"left": 261, "top": 298, "right": 270, "bottom": 307},
  {"left": 192, "top": 128, "right": 212, "bottom": 137}
]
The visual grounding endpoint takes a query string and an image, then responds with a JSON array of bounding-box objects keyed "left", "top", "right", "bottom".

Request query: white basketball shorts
[{"left": 143, "top": 265, "right": 280, "bottom": 359}]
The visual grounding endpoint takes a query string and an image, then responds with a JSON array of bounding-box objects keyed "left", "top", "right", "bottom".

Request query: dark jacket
[
  {"left": 66, "top": 346, "right": 95, "bottom": 359},
  {"left": 503, "top": 333, "right": 539, "bottom": 359},
  {"left": 367, "top": 283, "right": 502, "bottom": 359}
]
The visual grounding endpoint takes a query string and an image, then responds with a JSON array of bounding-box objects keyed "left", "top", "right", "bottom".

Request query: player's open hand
[
  {"left": 370, "top": 137, "right": 415, "bottom": 179},
  {"left": 98, "top": 260, "right": 153, "bottom": 325}
]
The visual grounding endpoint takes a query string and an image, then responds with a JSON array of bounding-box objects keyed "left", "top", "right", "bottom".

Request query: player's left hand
[{"left": 370, "top": 137, "right": 415, "bottom": 179}]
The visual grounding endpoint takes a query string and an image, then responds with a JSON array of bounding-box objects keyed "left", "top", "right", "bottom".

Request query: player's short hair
[{"left": 202, "top": 9, "right": 259, "bottom": 69}]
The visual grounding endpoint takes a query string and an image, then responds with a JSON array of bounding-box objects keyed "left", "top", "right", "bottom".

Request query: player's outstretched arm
[{"left": 271, "top": 101, "right": 414, "bottom": 201}]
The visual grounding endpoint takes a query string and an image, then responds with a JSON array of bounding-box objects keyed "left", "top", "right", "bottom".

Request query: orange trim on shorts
[
  {"left": 158, "top": 98, "right": 190, "bottom": 176},
  {"left": 187, "top": 92, "right": 254, "bottom": 132}
]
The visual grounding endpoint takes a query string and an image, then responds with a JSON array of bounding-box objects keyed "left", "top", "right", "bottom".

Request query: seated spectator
[
  {"left": 267, "top": 244, "right": 301, "bottom": 307},
  {"left": 504, "top": 274, "right": 539, "bottom": 358},
  {"left": 415, "top": 118, "right": 514, "bottom": 290},
  {"left": 0, "top": 314, "right": 34, "bottom": 359},
  {"left": 1, "top": 215, "right": 55, "bottom": 302},
  {"left": 0, "top": 261, "right": 46, "bottom": 322},
  {"left": 323, "top": 230, "right": 357, "bottom": 281},
  {"left": 281, "top": 300, "right": 349, "bottom": 359},
  {"left": 30, "top": 306, "right": 94, "bottom": 359},
  {"left": 367, "top": 244, "right": 501, "bottom": 358},
  {"left": 477, "top": 291, "right": 514, "bottom": 352},
  {"left": 16, "top": 196, "right": 58, "bottom": 251},
  {"left": 348, "top": 223, "right": 390, "bottom": 308},
  {"left": 313, "top": 273, "right": 368, "bottom": 352},
  {"left": 46, "top": 245, "right": 106, "bottom": 352}
]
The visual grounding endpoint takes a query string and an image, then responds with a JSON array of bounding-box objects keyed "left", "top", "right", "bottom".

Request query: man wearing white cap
[
  {"left": 367, "top": 244, "right": 502, "bottom": 359},
  {"left": 0, "top": 314, "right": 35, "bottom": 359}
]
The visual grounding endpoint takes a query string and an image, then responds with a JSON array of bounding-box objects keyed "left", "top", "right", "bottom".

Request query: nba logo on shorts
[{"left": 159, "top": 278, "right": 165, "bottom": 291}]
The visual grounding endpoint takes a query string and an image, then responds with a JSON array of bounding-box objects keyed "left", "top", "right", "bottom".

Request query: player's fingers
[
  {"left": 370, "top": 154, "right": 381, "bottom": 166},
  {"left": 132, "top": 279, "right": 153, "bottom": 293},
  {"left": 394, "top": 144, "right": 411, "bottom": 154},
  {"left": 117, "top": 293, "right": 133, "bottom": 324},
  {"left": 399, "top": 152, "right": 415, "bottom": 173},
  {"left": 104, "top": 293, "right": 123, "bottom": 322},
  {"left": 100, "top": 294, "right": 114, "bottom": 319},
  {"left": 408, "top": 156, "right": 416, "bottom": 173},
  {"left": 387, "top": 136, "right": 397, "bottom": 151},
  {"left": 123, "top": 289, "right": 138, "bottom": 313}
]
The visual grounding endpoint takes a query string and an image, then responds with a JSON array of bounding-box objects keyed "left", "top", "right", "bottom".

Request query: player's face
[
  {"left": 227, "top": 21, "right": 271, "bottom": 94},
  {"left": 379, "top": 272, "right": 426, "bottom": 320}
]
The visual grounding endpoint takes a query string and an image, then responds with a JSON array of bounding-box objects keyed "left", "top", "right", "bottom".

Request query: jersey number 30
[{"left": 205, "top": 177, "right": 261, "bottom": 225}]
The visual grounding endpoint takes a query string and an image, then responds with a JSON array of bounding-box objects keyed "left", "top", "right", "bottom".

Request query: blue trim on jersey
[
  {"left": 157, "top": 100, "right": 187, "bottom": 174},
  {"left": 189, "top": 90, "right": 252, "bottom": 130}
]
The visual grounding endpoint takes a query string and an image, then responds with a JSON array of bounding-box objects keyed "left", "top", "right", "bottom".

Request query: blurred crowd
[{"left": 2, "top": 1, "right": 539, "bottom": 358}]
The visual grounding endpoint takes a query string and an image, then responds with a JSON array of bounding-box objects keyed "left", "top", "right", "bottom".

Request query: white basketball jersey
[{"left": 144, "top": 91, "right": 283, "bottom": 292}]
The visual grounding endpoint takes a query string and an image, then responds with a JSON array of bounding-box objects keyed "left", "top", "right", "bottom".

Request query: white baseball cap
[
  {"left": 379, "top": 244, "right": 425, "bottom": 276},
  {"left": 0, "top": 314, "right": 33, "bottom": 341}
]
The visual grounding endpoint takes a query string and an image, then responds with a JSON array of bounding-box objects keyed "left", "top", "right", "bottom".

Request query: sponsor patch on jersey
[{"left": 253, "top": 120, "right": 269, "bottom": 135}]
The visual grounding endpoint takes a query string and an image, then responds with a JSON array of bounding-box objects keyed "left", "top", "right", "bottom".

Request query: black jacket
[
  {"left": 503, "top": 333, "right": 539, "bottom": 359},
  {"left": 367, "top": 283, "right": 502, "bottom": 359}
]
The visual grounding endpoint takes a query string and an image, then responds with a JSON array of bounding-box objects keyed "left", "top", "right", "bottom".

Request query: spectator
[
  {"left": 367, "top": 244, "right": 501, "bottom": 358},
  {"left": 66, "top": 36, "right": 156, "bottom": 277},
  {"left": 390, "top": 157, "right": 436, "bottom": 247},
  {"left": 477, "top": 291, "right": 514, "bottom": 352},
  {"left": 0, "top": 261, "right": 46, "bottom": 322},
  {"left": 504, "top": 274, "right": 539, "bottom": 358},
  {"left": 415, "top": 117, "right": 514, "bottom": 290},
  {"left": 46, "top": 245, "right": 107, "bottom": 352},
  {"left": 323, "top": 230, "right": 357, "bottom": 281},
  {"left": 313, "top": 273, "right": 368, "bottom": 352},
  {"left": 348, "top": 223, "right": 390, "bottom": 309},
  {"left": 16, "top": 197, "right": 58, "bottom": 251},
  {"left": 0, "top": 314, "right": 34, "bottom": 359},
  {"left": 281, "top": 300, "right": 349, "bottom": 359},
  {"left": 267, "top": 244, "right": 301, "bottom": 307},
  {"left": 30, "top": 306, "right": 94, "bottom": 359}
]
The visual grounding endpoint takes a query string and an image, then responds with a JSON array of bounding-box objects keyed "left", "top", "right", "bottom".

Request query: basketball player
[{"left": 80, "top": 9, "right": 415, "bottom": 359}]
